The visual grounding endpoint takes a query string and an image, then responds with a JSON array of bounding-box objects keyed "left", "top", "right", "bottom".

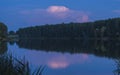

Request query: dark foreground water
[{"left": 1, "top": 39, "right": 120, "bottom": 75}]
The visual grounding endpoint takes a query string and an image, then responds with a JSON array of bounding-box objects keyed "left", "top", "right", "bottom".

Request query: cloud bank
[{"left": 19, "top": 6, "right": 89, "bottom": 25}]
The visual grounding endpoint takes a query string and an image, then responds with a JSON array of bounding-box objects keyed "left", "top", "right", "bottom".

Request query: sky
[{"left": 0, "top": 0, "right": 120, "bottom": 31}]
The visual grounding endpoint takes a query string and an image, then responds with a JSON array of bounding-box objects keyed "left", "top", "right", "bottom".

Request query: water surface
[{"left": 2, "top": 39, "right": 120, "bottom": 75}]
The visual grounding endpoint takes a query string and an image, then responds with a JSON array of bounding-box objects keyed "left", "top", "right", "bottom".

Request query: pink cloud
[
  {"left": 113, "top": 10, "right": 120, "bottom": 14},
  {"left": 47, "top": 6, "right": 69, "bottom": 13},
  {"left": 75, "top": 13, "right": 89, "bottom": 22},
  {"left": 47, "top": 6, "right": 70, "bottom": 18},
  {"left": 19, "top": 6, "right": 90, "bottom": 25},
  {"left": 82, "top": 15, "right": 89, "bottom": 22}
]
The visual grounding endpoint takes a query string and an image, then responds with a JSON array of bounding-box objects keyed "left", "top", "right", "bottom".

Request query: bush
[{"left": 0, "top": 54, "right": 44, "bottom": 75}]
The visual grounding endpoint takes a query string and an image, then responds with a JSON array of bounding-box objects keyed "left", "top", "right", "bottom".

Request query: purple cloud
[
  {"left": 113, "top": 10, "right": 120, "bottom": 14},
  {"left": 47, "top": 6, "right": 69, "bottom": 13},
  {"left": 19, "top": 6, "right": 90, "bottom": 25}
]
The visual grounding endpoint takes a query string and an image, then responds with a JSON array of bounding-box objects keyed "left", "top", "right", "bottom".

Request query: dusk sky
[{"left": 0, "top": 0, "right": 120, "bottom": 31}]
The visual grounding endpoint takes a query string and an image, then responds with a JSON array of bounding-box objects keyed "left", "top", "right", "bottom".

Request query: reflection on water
[
  {"left": 6, "top": 39, "right": 120, "bottom": 75},
  {"left": 114, "top": 58, "right": 120, "bottom": 75},
  {"left": 0, "top": 41, "right": 7, "bottom": 54},
  {"left": 16, "top": 39, "right": 120, "bottom": 59}
]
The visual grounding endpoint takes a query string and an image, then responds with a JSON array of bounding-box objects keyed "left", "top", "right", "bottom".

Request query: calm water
[{"left": 1, "top": 39, "right": 120, "bottom": 75}]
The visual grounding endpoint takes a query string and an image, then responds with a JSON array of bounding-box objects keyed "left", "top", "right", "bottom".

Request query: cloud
[
  {"left": 19, "top": 6, "right": 90, "bottom": 25},
  {"left": 113, "top": 10, "right": 120, "bottom": 14},
  {"left": 46, "top": 6, "right": 70, "bottom": 18},
  {"left": 47, "top": 6, "right": 69, "bottom": 13}
]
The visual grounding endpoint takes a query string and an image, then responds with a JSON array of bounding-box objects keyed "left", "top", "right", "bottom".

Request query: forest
[
  {"left": 0, "top": 22, "right": 7, "bottom": 40},
  {"left": 16, "top": 18, "right": 120, "bottom": 39}
]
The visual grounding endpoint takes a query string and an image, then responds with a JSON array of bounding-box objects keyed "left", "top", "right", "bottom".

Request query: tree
[
  {"left": 0, "top": 22, "right": 8, "bottom": 39},
  {"left": 16, "top": 17, "right": 120, "bottom": 39},
  {"left": 9, "top": 31, "right": 16, "bottom": 35}
]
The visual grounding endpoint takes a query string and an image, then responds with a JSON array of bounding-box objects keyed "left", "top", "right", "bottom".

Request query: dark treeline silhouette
[
  {"left": 16, "top": 39, "right": 120, "bottom": 59},
  {"left": 0, "top": 22, "right": 7, "bottom": 40},
  {"left": 16, "top": 18, "right": 120, "bottom": 39}
]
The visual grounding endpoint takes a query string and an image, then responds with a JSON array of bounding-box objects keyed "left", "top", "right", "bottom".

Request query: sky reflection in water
[{"left": 8, "top": 43, "right": 115, "bottom": 75}]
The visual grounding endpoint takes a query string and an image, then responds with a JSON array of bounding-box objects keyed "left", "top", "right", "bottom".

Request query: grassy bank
[{"left": 0, "top": 54, "right": 44, "bottom": 75}]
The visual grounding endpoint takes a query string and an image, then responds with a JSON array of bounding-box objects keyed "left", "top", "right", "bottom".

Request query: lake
[{"left": 1, "top": 39, "right": 120, "bottom": 75}]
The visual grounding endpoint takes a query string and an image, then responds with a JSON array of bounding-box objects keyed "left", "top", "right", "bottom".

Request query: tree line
[
  {"left": 0, "top": 22, "right": 7, "bottom": 40},
  {"left": 16, "top": 18, "right": 120, "bottom": 39}
]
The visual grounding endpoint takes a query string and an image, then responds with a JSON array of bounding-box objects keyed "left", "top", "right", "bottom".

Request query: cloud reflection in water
[{"left": 8, "top": 44, "right": 89, "bottom": 69}]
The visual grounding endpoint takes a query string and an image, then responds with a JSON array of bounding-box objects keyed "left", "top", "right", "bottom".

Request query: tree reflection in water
[
  {"left": 0, "top": 41, "right": 7, "bottom": 54},
  {"left": 16, "top": 39, "right": 120, "bottom": 59},
  {"left": 10, "top": 39, "right": 120, "bottom": 74}
]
